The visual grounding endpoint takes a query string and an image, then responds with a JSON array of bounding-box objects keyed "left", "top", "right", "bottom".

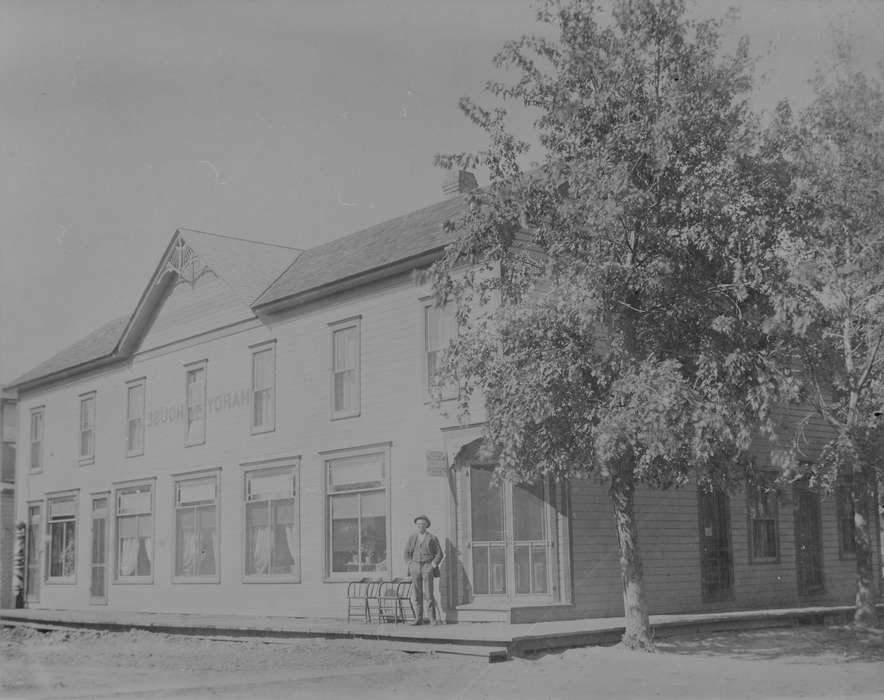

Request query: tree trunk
[
  {"left": 851, "top": 467, "right": 880, "bottom": 628},
  {"left": 610, "top": 469, "right": 654, "bottom": 650}
]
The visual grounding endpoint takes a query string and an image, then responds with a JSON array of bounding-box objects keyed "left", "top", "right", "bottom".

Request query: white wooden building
[{"left": 7, "top": 182, "right": 881, "bottom": 622}]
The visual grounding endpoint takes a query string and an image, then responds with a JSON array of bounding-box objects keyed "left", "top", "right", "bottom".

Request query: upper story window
[
  {"left": 836, "top": 477, "right": 857, "bottom": 557},
  {"left": 185, "top": 361, "right": 207, "bottom": 446},
  {"left": 424, "top": 302, "right": 458, "bottom": 399},
  {"left": 126, "top": 379, "right": 145, "bottom": 457},
  {"left": 174, "top": 472, "right": 219, "bottom": 581},
  {"left": 79, "top": 392, "right": 96, "bottom": 465},
  {"left": 330, "top": 317, "right": 361, "bottom": 419},
  {"left": 244, "top": 461, "right": 299, "bottom": 580},
  {"left": 747, "top": 476, "right": 779, "bottom": 562},
  {"left": 30, "top": 406, "right": 44, "bottom": 472},
  {"left": 251, "top": 342, "right": 276, "bottom": 434},
  {"left": 47, "top": 493, "right": 77, "bottom": 582},
  {"left": 115, "top": 481, "right": 154, "bottom": 581}
]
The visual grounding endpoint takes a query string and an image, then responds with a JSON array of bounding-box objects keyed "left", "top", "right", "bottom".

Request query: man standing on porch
[{"left": 404, "top": 514, "right": 443, "bottom": 625}]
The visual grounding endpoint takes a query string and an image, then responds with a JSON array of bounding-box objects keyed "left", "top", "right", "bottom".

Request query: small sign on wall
[{"left": 426, "top": 450, "right": 448, "bottom": 477}]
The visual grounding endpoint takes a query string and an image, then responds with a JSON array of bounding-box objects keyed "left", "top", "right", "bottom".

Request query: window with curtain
[
  {"left": 126, "top": 381, "right": 145, "bottom": 456},
  {"left": 185, "top": 363, "right": 207, "bottom": 446},
  {"left": 747, "top": 477, "right": 778, "bottom": 561},
  {"left": 30, "top": 407, "right": 44, "bottom": 471},
  {"left": 424, "top": 303, "right": 458, "bottom": 398},
  {"left": 251, "top": 345, "right": 275, "bottom": 432},
  {"left": 174, "top": 474, "right": 218, "bottom": 579},
  {"left": 47, "top": 495, "right": 77, "bottom": 581},
  {"left": 330, "top": 319, "right": 360, "bottom": 418},
  {"left": 116, "top": 483, "right": 153, "bottom": 579},
  {"left": 79, "top": 393, "right": 95, "bottom": 462},
  {"left": 326, "top": 450, "right": 387, "bottom": 575},
  {"left": 244, "top": 466, "right": 298, "bottom": 578}
]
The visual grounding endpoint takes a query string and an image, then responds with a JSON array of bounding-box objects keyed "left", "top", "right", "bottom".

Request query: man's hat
[{"left": 414, "top": 514, "right": 431, "bottom": 526}]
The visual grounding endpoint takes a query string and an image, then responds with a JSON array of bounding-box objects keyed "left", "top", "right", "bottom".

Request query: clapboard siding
[
  {"left": 14, "top": 258, "right": 880, "bottom": 620},
  {"left": 140, "top": 273, "right": 254, "bottom": 352},
  {"left": 16, "top": 270, "right": 477, "bottom": 618}
]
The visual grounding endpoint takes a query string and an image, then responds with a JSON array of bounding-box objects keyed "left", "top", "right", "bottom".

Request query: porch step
[{"left": 452, "top": 608, "right": 511, "bottom": 623}]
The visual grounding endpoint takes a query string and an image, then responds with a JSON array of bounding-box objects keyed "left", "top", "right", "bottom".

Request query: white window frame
[
  {"left": 241, "top": 456, "right": 300, "bottom": 583},
  {"left": 46, "top": 491, "right": 78, "bottom": 584},
  {"left": 172, "top": 468, "right": 221, "bottom": 583},
  {"left": 322, "top": 442, "right": 391, "bottom": 581},
  {"left": 250, "top": 341, "right": 277, "bottom": 434},
  {"left": 125, "top": 378, "right": 145, "bottom": 458},
  {"left": 329, "top": 316, "right": 362, "bottom": 420},
  {"left": 113, "top": 478, "right": 155, "bottom": 583},
  {"left": 422, "top": 299, "right": 458, "bottom": 401},
  {"left": 30, "top": 406, "right": 44, "bottom": 472},
  {"left": 185, "top": 360, "right": 207, "bottom": 447},
  {"left": 79, "top": 391, "right": 96, "bottom": 465}
]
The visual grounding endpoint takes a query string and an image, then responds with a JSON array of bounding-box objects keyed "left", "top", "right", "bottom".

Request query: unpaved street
[{"left": 1, "top": 625, "right": 883, "bottom": 699}]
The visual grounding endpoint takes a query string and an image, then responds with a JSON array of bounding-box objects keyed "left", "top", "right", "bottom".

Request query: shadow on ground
[{"left": 654, "top": 624, "right": 884, "bottom": 663}]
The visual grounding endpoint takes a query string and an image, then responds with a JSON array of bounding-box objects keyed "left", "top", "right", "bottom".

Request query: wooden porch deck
[{"left": 2, "top": 603, "right": 879, "bottom": 662}]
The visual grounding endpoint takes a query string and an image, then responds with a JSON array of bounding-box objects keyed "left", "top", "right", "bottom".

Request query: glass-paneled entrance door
[
  {"left": 468, "top": 466, "right": 556, "bottom": 602},
  {"left": 90, "top": 494, "right": 109, "bottom": 604}
]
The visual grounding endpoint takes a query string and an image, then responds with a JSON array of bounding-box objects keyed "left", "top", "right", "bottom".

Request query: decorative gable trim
[{"left": 163, "top": 238, "right": 211, "bottom": 287}]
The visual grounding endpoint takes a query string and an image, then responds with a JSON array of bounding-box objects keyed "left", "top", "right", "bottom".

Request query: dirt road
[{"left": 1, "top": 624, "right": 882, "bottom": 699}]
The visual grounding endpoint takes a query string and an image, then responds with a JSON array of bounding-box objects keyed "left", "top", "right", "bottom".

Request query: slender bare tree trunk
[
  {"left": 610, "top": 468, "right": 654, "bottom": 650},
  {"left": 852, "top": 466, "right": 879, "bottom": 627}
]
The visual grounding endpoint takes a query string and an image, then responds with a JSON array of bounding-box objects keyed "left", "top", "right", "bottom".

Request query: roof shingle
[
  {"left": 9, "top": 192, "right": 467, "bottom": 389},
  {"left": 8, "top": 316, "right": 130, "bottom": 388},
  {"left": 255, "top": 195, "right": 463, "bottom": 307}
]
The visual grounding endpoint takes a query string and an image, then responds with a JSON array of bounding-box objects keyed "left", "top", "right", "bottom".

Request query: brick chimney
[{"left": 442, "top": 170, "right": 478, "bottom": 196}]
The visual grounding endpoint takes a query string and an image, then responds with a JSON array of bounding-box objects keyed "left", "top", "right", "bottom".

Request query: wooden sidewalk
[{"left": 1, "top": 603, "right": 878, "bottom": 662}]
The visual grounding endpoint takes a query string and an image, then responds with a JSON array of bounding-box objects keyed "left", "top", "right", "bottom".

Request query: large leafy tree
[
  {"left": 432, "top": 0, "right": 789, "bottom": 649},
  {"left": 766, "top": 41, "right": 884, "bottom": 627}
]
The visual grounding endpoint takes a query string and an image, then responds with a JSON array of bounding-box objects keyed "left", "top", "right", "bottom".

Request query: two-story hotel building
[{"left": 7, "top": 180, "right": 881, "bottom": 623}]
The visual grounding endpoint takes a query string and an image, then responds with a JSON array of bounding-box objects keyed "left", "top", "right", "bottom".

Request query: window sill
[
  {"left": 748, "top": 557, "right": 780, "bottom": 565},
  {"left": 243, "top": 574, "right": 301, "bottom": 584},
  {"left": 331, "top": 411, "right": 361, "bottom": 421},
  {"left": 125, "top": 451, "right": 144, "bottom": 459},
  {"left": 29, "top": 467, "right": 43, "bottom": 474},
  {"left": 184, "top": 439, "right": 206, "bottom": 448},
  {"left": 113, "top": 577, "right": 154, "bottom": 585},
  {"left": 79, "top": 456, "right": 95, "bottom": 467},
  {"left": 171, "top": 576, "right": 220, "bottom": 584},
  {"left": 424, "top": 394, "right": 458, "bottom": 406},
  {"left": 45, "top": 577, "right": 77, "bottom": 585},
  {"left": 250, "top": 425, "right": 276, "bottom": 436},
  {"left": 324, "top": 572, "right": 389, "bottom": 583}
]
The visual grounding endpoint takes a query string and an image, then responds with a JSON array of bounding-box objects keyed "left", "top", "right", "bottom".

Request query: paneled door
[
  {"left": 468, "top": 466, "right": 556, "bottom": 602},
  {"left": 25, "top": 503, "right": 40, "bottom": 603},
  {"left": 90, "top": 494, "right": 109, "bottom": 604},
  {"left": 794, "top": 482, "right": 825, "bottom": 596},
  {"left": 698, "top": 488, "right": 733, "bottom": 601}
]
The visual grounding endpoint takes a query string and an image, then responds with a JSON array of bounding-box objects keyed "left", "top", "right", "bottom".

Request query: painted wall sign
[
  {"left": 146, "top": 388, "right": 251, "bottom": 428},
  {"left": 425, "top": 450, "right": 448, "bottom": 477}
]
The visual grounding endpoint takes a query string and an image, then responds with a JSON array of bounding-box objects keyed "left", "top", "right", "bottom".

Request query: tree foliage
[
  {"left": 766, "top": 36, "right": 884, "bottom": 626},
  {"left": 432, "top": 0, "right": 791, "bottom": 648}
]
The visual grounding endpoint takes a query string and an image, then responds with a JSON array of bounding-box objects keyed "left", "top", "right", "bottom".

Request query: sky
[{"left": 1, "top": 0, "right": 883, "bottom": 385}]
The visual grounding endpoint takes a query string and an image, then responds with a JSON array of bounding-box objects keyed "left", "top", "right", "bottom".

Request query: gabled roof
[
  {"left": 255, "top": 195, "right": 464, "bottom": 308},
  {"left": 9, "top": 191, "right": 468, "bottom": 391},
  {"left": 7, "top": 315, "right": 130, "bottom": 389},
  {"left": 177, "top": 229, "right": 302, "bottom": 305}
]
